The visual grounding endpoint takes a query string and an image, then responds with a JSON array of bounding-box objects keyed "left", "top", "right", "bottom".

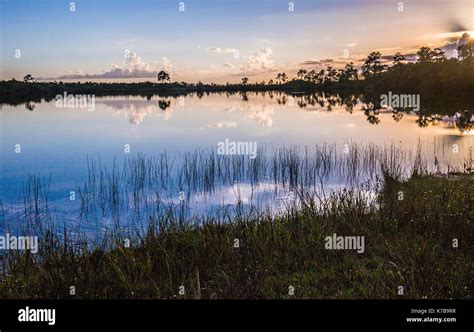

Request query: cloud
[
  {"left": 345, "top": 43, "right": 357, "bottom": 47},
  {"left": 299, "top": 58, "right": 334, "bottom": 66},
  {"left": 440, "top": 32, "right": 471, "bottom": 57},
  {"left": 207, "top": 47, "right": 239, "bottom": 54},
  {"left": 57, "top": 51, "right": 158, "bottom": 79},
  {"left": 242, "top": 47, "right": 274, "bottom": 72},
  {"left": 224, "top": 47, "right": 277, "bottom": 77},
  {"left": 161, "top": 57, "right": 173, "bottom": 71},
  {"left": 375, "top": 32, "right": 470, "bottom": 64}
]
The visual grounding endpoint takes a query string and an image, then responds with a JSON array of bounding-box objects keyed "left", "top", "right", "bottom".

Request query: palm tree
[
  {"left": 325, "top": 66, "right": 339, "bottom": 82},
  {"left": 307, "top": 69, "right": 317, "bottom": 82},
  {"left": 280, "top": 72, "right": 288, "bottom": 83},
  {"left": 276, "top": 73, "right": 282, "bottom": 84},
  {"left": 241, "top": 77, "right": 249, "bottom": 85},
  {"left": 296, "top": 69, "right": 307, "bottom": 80},
  {"left": 316, "top": 69, "right": 326, "bottom": 84}
]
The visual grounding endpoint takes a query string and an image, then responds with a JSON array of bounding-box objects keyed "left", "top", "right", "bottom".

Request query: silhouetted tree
[
  {"left": 23, "top": 74, "right": 34, "bottom": 83},
  {"left": 457, "top": 34, "right": 473, "bottom": 63},
  {"left": 338, "top": 62, "right": 358, "bottom": 82},
  {"left": 241, "top": 77, "right": 249, "bottom": 85},
  {"left": 431, "top": 48, "right": 446, "bottom": 63},
  {"left": 392, "top": 52, "right": 405, "bottom": 66},
  {"left": 325, "top": 66, "right": 339, "bottom": 82},
  {"left": 297, "top": 69, "right": 307, "bottom": 80},
  {"left": 417, "top": 47, "right": 434, "bottom": 63},
  {"left": 316, "top": 69, "right": 326, "bottom": 84},
  {"left": 306, "top": 69, "right": 317, "bottom": 82},
  {"left": 157, "top": 70, "right": 170, "bottom": 83},
  {"left": 361, "top": 52, "right": 385, "bottom": 78}
]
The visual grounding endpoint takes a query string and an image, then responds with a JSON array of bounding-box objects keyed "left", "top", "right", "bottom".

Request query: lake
[{"left": 0, "top": 92, "right": 472, "bottom": 233}]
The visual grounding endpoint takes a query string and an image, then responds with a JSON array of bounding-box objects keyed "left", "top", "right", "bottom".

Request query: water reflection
[
  {"left": 1, "top": 92, "right": 472, "bottom": 232},
  {"left": 35, "top": 91, "right": 470, "bottom": 133},
  {"left": 98, "top": 98, "right": 175, "bottom": 125}
]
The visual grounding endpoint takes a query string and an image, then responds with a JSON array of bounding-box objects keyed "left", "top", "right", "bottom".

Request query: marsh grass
[
  {"left": 0, "top": 143, "right": 472, "bottom": 299},
  {"left": 72, "top": 142, "right": 448, "bottom": 222}
]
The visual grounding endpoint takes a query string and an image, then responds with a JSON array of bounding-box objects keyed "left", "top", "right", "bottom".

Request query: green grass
[{"left": 0, "top": 173, "right": 472, "bottom": 299}]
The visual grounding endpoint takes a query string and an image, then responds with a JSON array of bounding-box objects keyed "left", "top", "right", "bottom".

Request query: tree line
[{"left": 2, "top": 36, "right": 472, "bottom": 106}]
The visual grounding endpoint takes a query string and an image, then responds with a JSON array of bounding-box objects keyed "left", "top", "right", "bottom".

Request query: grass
[
  {"left": 72, "top": 142, "right": 447, "bottom": 219},
  {"left": 0, "top": 170, "right": 472, "bottom": 299}
]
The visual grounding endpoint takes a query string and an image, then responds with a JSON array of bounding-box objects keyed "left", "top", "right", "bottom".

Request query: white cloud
[
  {"left": 440, "top": 32, "right": 472, "bottom": 57},
  {"left": 243, "top": 47, "right": 274, "bottom": 72},
  {"left": 161, "top": 57, "right": 173, "bottom": 71},
  {"left": 123, "top": 51, "right": 153, "bottom": 72},
  {"left": 57, "top": 51, "right": 158, "bottom": 79}
]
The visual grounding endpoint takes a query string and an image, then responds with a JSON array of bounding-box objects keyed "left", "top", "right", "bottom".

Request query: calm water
[{"left": 1, "top": 92, "right": 472, "bottom": 232}]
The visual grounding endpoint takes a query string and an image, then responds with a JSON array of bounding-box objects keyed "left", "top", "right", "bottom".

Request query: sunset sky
[{"left": 1, "top": 0, "right": 473, "bottom": 83}]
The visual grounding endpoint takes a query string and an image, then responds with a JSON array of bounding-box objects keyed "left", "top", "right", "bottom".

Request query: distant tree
[
  {"left": 316, "top": 69, "right": 326, "bottom": 84},
  {"left": 416, "top": 47, "right": 434, "bottom": 63},
  {"left": 157, "top": 70, "right": 170, "bottom": 83},
  {"left": 297, "top": 69, "right": 307, "bottom": 80},
  {"left": 23, "top": 74, "right": 34, "bottom": 82},
  {"left": 431, "top": 48, "right": 446, "bottom": 63},
  {"left": 416, "top": 47, "right": 446, "bottom": 63},
  {"left": 392, "top": 52, "right": 405, "bottom": 66},
  {"left": 325, "top": 66, "right": 339, "bottom": 82},
  {"left": 338, "top": 62, "right": 358, "bottom": 81},
  {"left": 268, "top": 79, "right": 274, "bottom": 85},
  {"left": 306, "top": 69, "right": 317, "bottom": 83},
  {"left": 276, "top": 72, "right": 288, "bottom": 84},
  {"left": 361, "top": 52, "right": 385, "bottom": 78},
  {"left": 241, "top": 77, "right": 249, "bottom": 85}
]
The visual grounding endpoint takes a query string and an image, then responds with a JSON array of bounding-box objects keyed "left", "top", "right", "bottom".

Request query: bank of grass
[{"left": 0, "top": 173, "right": 472, "bottom": 299}]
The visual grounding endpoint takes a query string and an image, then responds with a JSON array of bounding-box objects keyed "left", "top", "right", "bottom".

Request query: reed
[{"left": 0, "top": 143, "right": 471, "bottom": 299}]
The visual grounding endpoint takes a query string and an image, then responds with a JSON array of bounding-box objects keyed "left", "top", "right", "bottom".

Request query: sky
[{"left": 1, "top": 0, "right": 473, "bottom": 83}]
